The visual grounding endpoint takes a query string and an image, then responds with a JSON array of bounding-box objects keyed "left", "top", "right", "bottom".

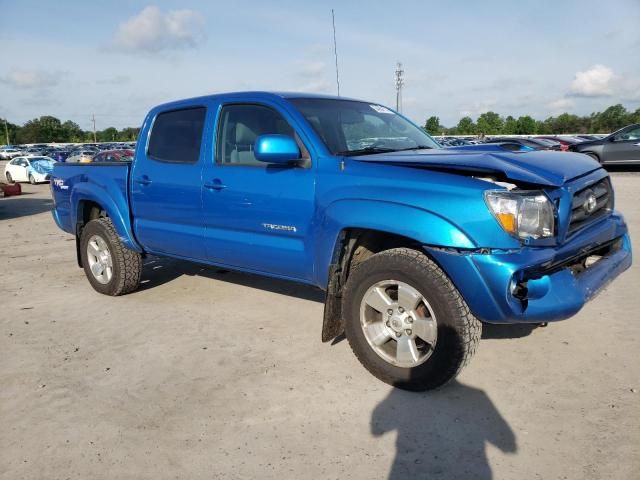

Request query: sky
[{"left": 1, "top": 0, "right": 639, "bottom": 131}]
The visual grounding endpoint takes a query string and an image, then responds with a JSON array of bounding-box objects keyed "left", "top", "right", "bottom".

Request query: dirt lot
[{"left": 1, "top": 169, "right": 639, "bottom": 480}]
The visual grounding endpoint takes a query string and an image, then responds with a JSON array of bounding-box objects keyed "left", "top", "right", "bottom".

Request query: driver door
[{"left": 604, "top": 125, "right": 640, "bottom": 163}]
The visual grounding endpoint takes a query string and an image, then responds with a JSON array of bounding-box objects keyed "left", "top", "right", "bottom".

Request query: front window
[{"left": 289, "top": 98, "right": 440, "bottom": 155}]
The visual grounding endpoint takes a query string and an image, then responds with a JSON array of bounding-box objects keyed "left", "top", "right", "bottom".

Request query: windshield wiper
[
  {"left": 336, "top": 146, "right": 398, "bottom": 156},
  {"left": 391, "top": 145, "right": 434, "bottom": 151}
]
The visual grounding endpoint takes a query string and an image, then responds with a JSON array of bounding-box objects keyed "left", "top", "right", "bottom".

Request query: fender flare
[
  {"left": 70, "top": 184, "right": 142, "bottom": 252},
  {"left": 314, "top": 198, "right": 476, "bottom": 287}
]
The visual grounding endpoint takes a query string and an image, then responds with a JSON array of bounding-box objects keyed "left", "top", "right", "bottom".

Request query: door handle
[
  {"left": 135, "top": 176, "right": 152, "bottom": 186},
  {"left": 204, "top": 179, "right": 227, "bottom": 190}
]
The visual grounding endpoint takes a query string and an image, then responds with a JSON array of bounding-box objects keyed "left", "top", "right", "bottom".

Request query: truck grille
[{"left": 568, "top": 177, "right": 612, "bottom": 234}]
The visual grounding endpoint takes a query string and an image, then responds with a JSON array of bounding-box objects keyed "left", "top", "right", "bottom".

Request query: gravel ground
[{"left": 1, "top": 169, "right": 639, "bottom": 480}]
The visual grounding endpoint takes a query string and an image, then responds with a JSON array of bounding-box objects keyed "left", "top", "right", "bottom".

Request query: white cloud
[
  {"left": 569, "top": 64, "right": 614, "bottom": 97},
  {"left": 112, "top": 6, "right": 205, "bottom": 53},
  {"left": 1, "top": 70, "right": 59, "bottom": 89}
]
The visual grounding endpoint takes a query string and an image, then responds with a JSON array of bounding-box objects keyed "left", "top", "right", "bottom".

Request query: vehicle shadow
[
  {"left": 481, "top": 323, "right": 539, "bottom": 339},
  {"left": 138, "top": 255, "right": 325, "bottom": 303},
  {"left": 0, "top": 195, "right": 53, "bottom": 220},
  {"left": 372, "top": 380, "right": 517, "bottom": 479}
]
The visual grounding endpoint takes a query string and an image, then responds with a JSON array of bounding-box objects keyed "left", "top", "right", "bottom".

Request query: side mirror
[{"left": 254, "top": 134, "right": 301, "bottom": 164}]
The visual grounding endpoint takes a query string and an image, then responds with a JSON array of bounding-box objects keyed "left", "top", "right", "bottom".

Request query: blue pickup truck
[{"left": 50, "top": 92, "right": 632, "bottom": 390}]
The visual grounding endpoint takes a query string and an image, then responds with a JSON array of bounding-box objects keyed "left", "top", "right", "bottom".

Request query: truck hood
[{"left": 351, "top": 145, "right": 601, "bottom": 187}]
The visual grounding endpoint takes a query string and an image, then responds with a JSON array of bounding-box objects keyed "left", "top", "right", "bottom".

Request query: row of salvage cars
[{"left": 3, "top": 149, "right": 134, "bottom": 185}]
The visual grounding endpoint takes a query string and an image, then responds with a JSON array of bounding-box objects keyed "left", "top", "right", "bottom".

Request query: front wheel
[
  {"left": 343, "top": 248, "right": 481, "bottom": 391},
  {"left": 29, "top": 174, "right": 36, "bottom": 185},
  {"left": 80, "top": 218, "right": 142, "bottom": 296}
]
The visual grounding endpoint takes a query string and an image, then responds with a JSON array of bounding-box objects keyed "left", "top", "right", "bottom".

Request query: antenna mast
[
  {"left": 395, "top": 62, "right": 404, "bottom": 112},
  {"left": 331, "top": 9, "right": 340, "bottom": 96}
]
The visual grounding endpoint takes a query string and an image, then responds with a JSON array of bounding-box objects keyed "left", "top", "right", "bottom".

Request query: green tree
[
  {"left": 502, "top": 116, "right": 517, "bottom": 135},
  {"left": 515, "top": 115, "right": 536, "bottom": 134},
  {"left": 15, "top": 116, "right": 66, "bottom": 143},
  {"left": 591, "top": 104, "right": 629, "bottom": 133},
  {"left": 62, "top": 121, "right": 84, "bottom": 142},
  {"left": 1, "top": 118, "right": 20, "bottom": 145},
  {"left": 97, "top": 127, "right": 119, "bottom": 142},
  {"left": 476, "top": 111, "right": 503, "bottom": 135},
  {"left": 456, "top": 116, "right": 476, "bottom": 134},
  {"left": 424, "top": 116, "right": 442, "bottom": 135}
]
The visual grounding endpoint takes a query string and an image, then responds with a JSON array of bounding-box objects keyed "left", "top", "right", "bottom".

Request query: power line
[{"left": 331, "top": 9, "right": 340, "bottom": 96}]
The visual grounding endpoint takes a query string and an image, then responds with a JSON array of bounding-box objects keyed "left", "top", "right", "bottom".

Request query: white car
[
  {"left": 4, "top": 156, "right": 55, "bottom": 184},
  {"left": 0, "top": 147, "right": 23, "bottom": 160}
]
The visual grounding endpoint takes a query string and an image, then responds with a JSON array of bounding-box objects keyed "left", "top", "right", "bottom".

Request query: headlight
[{"left": 485, "top": 190, "right": 555, "bottom": 239}]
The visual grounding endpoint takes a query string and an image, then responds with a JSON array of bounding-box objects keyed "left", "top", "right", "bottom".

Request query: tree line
[
  {"left": 424, "top": 104, "right": 640, "bottom": 136},
  {"left": 1, "top": 116, "right": 140, "bottom": 144}
]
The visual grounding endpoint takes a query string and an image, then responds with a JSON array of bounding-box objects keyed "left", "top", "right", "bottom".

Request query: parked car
[
  {"left": 50, "top": 92, "right": 631, "bottom": 391},
  {"left": 4, "top": 156, "right": 55, "bottom": 184},
  {"left": 66, "top": 150, "right": 97, "bottom": 163},
  {"left": 485, "top": 137, "right": 561, "bottom": 151},
  {"left": 92, "top": 149, "right": 134, "bottom": 162},
  {"left": 570, "top": 124, "right": 640, "bottom": 165},
  {"left": 48, "top": 149, "right": 73, "bottom": 163},
  {"left": 536, "top": 136, "right": 584, "bottom": 151},
  {"left": 0, "top": 146, "right": 23, "bottom": 160}
]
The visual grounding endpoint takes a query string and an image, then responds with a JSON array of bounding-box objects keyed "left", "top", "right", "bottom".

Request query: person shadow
[{"left": 371, "top": 381, "right": 516, "bottom": 479}]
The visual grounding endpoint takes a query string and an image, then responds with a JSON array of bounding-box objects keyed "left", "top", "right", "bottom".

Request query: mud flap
[{"left": 322, "top": 264, "right": 343, "bottom": 342}]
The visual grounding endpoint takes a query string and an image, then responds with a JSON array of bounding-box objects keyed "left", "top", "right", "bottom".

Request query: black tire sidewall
[
  {"left": 343, "top": 250, "right": 472, "bottom": 390},
  {"left": 6, "top": 172, "right": 12, "bottom": 183},
  {"left": 29, "top": 175, "right": 36, "bottom": 184},
  {"left": 80, "top": 220, "right": 122, "bottom": 295}
]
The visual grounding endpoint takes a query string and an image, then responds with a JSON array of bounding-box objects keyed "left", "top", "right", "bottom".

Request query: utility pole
[
  {"left": 395, "top": 62, "right": 404, "bottom": 112},
  {"left": 91, "top": 114, "right": 97, "bottom": 143},
  {"left": 3, "top": 118, "right": 9, "bottom": 145},
  {"left": 331, "top": 9, "right": 340, "bottom": 96}
]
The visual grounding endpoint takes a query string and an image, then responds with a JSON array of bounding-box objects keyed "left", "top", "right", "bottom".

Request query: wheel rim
[
  {"left": 359, "top": 280, "right": 437, "bottom": 368},
  {"left": 86, "top": 235, "right": 113, "bottom": 284}
]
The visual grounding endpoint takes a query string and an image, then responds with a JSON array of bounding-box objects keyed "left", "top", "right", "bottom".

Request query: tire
[
  {"left": 6, "top": 172, "right": 13, "bottom": 183},
  {"left": 586, "top": 152, "right": 601, "bottom": 164},
  {"left": 80, "top": 217, "right": 142, "bottom": 296},
  {"left": 342, "top": 247, "right": 481, "bottom": 391},
  {"left": 29, "top": 174, "right": 36, "bottom": 185}
]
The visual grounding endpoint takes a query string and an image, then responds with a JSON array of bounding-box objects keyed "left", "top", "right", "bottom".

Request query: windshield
[
  {"left": 30, "top": 158, "right": 54, "bottom": 166},
  {"left": 289, "top": 98, "right": 440, "bottom": 155}
]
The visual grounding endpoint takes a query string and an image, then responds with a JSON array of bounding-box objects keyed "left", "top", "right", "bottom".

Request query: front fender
[
  {"left": 70, "top": 183, "right": 141, "bottom": 252},
  {"left": 314, "top": 199, "right": 476, "bottom": 287}
]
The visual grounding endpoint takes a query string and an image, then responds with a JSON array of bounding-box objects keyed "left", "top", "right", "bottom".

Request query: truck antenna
[{"left": 331, "top": 9, "right": 340, "bottom": 96}]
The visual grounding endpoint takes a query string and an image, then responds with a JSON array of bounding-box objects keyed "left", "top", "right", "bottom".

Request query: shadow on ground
[
  {"left": 0, "top": 194, "right": 53, "bottom": 220},
  {"left": 139, "top": 255, "right": 325, "bottom": 303},
  {"left": 372, "top": 381, "right": 516, "bottom": 479}
]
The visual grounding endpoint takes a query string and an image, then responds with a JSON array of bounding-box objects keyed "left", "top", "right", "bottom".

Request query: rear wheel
[
  {"left": 6, "top": 172, "right": 13, "bottom": 183},
  {"left": 343, "top": 248, "right": 481, "bottom": 391},
  {"left": 80, "top": 218, "right": 142, "bottom": 296}
]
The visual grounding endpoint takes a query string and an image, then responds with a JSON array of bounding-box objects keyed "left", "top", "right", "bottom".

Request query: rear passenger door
[
  {"left": 130, "top": 106, "right": 209, "bottom": 260},
  {"left": 201, "top": 102, "right": 316, "bottom": 281}
]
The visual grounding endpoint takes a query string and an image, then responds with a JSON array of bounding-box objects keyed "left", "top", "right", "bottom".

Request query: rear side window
[{"left": 148, "top": 107, "right": 206, "bottom": 163}]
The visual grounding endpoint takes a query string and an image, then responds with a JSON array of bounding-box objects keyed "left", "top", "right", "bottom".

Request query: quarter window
[{"left": 148, "top": 107, "right": 206, "bottom": 163}]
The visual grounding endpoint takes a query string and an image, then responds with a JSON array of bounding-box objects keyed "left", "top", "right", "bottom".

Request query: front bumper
[{"left": 428, "top": 212, "right": 632, "bottom": 323}]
